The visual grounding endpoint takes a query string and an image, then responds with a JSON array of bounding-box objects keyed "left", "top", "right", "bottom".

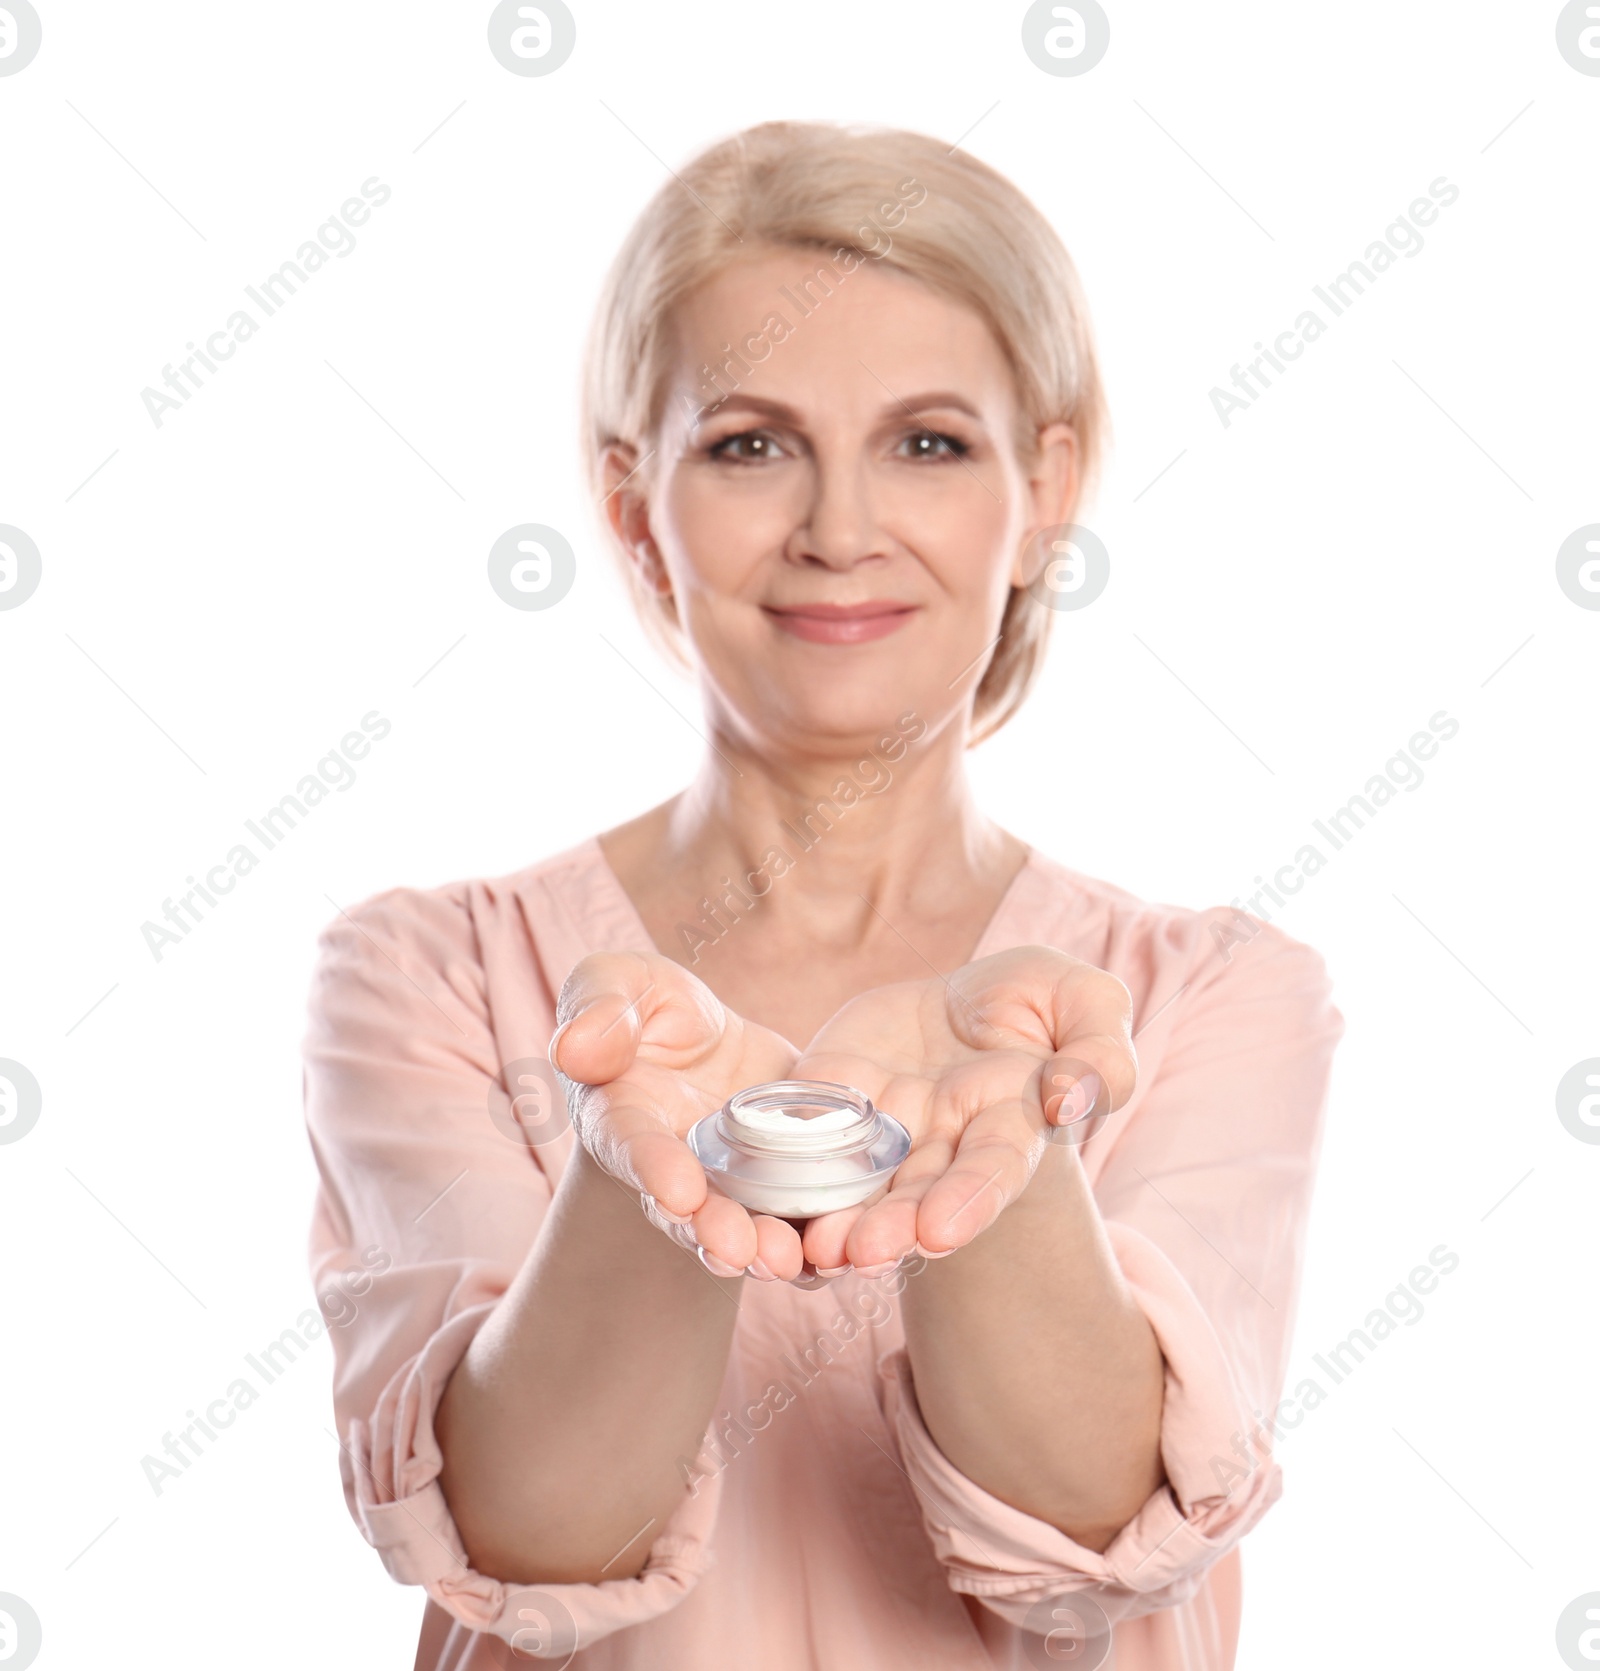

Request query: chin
[{"left": 746, "top": 679, "right": 934, "bottom": 758}]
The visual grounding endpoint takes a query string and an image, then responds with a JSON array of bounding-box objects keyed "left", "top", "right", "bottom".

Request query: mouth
[{"left": 762, "top": 601, "right": 920, "bottom": 645}]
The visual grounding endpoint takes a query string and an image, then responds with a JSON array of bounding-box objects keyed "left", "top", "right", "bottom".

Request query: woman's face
[{"left": 611, "top": 245, "right": 1077, "bottom": 754}]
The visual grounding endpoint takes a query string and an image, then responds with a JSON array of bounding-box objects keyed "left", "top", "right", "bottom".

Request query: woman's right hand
[{"left": 550, "top": 950, "right": 807, "bottom": 1280}]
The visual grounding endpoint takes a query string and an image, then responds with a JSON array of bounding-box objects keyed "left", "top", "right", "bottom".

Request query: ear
[
  {"left": 1010, "top": 422, "right": 1080, "bottom": 589},
  {"left": 600, "top": 442, "right": 671, "bottom": 599}
]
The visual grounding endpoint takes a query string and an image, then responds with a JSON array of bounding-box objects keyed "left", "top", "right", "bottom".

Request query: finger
[
  {"left": 585, "top": 1104, "right": 709, "bottom": 1219},
  {"left": 689, "top": 1188, "right": 760, "bottom": 1273},
  {"left": 637, "top": 1194, "right": 702, "bottom": 1254},
  {"left": 550, "top": 952, "right": 661, "bottom": 1086},
  {"left": 839, "top": 1190, "right": 921, "bottom": 1270},
  {"left": 552, "top": 951, "right": 732, "bottom": 1084},
  {"left": 1040, "top": 1050, "right": 1115, "bottom": 1141},
  {"left": 789, "top": 1260, "right": 845, "bottom": 1290},
  {"left": 915, "top": 1120, "right": 1037, "bottom": 1254},
  {"left": 823, "top": 1131, "right": 957, "bottom": 1269},
  {"left": 1039, "top": 1031, "right": 1133, "bottom": 1122},
  {"left": 749, "top": 1214, "right": 805, "bottom": 1281},
  {"left": 947, "top": 947, "right": 1137, "bottom": 1114},
  {"left": 798, "top": 1203, "right": 868, "bottom": 1273}
]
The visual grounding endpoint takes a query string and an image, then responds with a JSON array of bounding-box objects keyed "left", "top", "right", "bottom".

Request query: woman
[{"left": 302, "top": 122, "right": 1344, "bottom": 1669}]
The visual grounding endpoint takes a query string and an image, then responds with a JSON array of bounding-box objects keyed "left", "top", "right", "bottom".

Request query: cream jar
[{"left": 687, "top": 1080, "right": 911, "bottom": 1217}]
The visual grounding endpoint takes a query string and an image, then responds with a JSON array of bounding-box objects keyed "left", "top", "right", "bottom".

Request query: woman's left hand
[{"left": 793, "top": 944, "right": 1138, "bottom": 1274}]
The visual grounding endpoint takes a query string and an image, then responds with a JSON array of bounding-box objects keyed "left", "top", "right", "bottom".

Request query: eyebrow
[{"left": 691, "top": 389, "right": 987, "bottom": 428}]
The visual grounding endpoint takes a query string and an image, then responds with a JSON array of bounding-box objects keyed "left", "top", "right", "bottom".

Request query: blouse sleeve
[
  {"left": 877, "top": 912, "right": 1344, "bottom": 1629},
  {"left": 301, "top": 886, "right": 723, "bottom": 1656}
]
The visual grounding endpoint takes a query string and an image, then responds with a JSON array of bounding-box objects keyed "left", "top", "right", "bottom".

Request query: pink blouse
[{"left": 301, "top": 835, "right": 1343, "bottom": 1668}]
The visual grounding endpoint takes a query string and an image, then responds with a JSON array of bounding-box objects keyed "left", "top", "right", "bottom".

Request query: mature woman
[{"left": 302, "top": 122, "right": 1343, "bottom": 1670}]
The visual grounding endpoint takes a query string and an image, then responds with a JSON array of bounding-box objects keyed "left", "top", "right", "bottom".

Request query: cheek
[
  {"left": 891, "top": 489, "right": 1019, "bottom": 595},
  {"left": 654, "top": 474, "right": 784, "bottom": 601}
]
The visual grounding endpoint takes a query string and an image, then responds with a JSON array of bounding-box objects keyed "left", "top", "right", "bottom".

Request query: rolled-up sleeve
[
  {"left": 301, "top": 885, "right": 721, "bottom": 1654},
  {"left": 877, "top": 912, "right": 1344, "bottom": 1628}
]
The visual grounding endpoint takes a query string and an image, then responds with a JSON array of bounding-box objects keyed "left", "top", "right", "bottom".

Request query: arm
[
  {"left": 899, "top": 1139, "right": 1166, "bottom": 1549},
  {"left": 880, "top": 916, "right": 1345, "bottom": 1625},
  {"left": 783, "top": 942, "right": 1160, "bottom": 1542},
  {"left": 303, "top": 895, "right": 792, "bottom": 1650},
  {"left": 437, "top": 1140, "right": 742, "bottom": 1583},
  {"left": 437, "top": 947, "right": 807, "bottom": 1582}
]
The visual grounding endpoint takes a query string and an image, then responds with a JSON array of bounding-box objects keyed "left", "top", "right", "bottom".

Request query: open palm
[
  {"left": 550, "top": 943, "right": 1136, "bottom": 1282},
  {"left": 549, "top": 949, "right": 809, "bottom": 1279},
  {"left": 793, "top": 944, "right": 1137, "bottom": 1272}
]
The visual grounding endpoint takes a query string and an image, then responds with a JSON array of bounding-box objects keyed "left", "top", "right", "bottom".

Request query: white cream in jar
[{"left": 687, "top": 1080, "right": 911, "bottom": 1217}]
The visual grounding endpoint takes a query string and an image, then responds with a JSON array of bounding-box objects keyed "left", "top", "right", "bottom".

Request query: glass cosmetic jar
[{"left": 687, "top": 1080, "right": 911, "bottom": 1217}]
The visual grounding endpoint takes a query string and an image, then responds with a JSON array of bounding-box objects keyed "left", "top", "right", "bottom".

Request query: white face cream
[
  {"left": 687, "top": 1081, "right": 911, "bottom": 1217},
  {"left": 733, "top": 1103, "right": 859, "bottom": 1139}
]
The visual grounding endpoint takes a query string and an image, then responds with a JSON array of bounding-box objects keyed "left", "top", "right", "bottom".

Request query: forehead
[{"left": 663, "top": 246, "right": 1017, "bottom": 418}]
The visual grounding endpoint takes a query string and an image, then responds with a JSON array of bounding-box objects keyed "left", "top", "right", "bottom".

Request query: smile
[{"left": 762, "top": 602, "right": 920, "bottom": 644}]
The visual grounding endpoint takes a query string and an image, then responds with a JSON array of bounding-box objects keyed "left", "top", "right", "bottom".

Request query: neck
[{"left": 617, "top": 706, "right": 1025, "bottom": 954}]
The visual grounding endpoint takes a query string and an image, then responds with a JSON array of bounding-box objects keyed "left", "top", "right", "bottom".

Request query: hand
[
  {"left": 791, "top": 944, "right": 1137, "bottom": 1273},
  {"left": 548, "top": 951, "right": 810, "bottom": 1280}
]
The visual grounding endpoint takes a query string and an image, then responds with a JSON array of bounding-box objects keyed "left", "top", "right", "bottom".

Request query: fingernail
[
  {"left": 696, "top": 1245, "right": 745, "bottom": 1279},
  {"left": 814, "top": 1264, "right": 852, "bottom": 1278},
  {"left": 912, "top": 1241, "right": 958, "bottom": 1260},
  {"left": 640, "top": 1191, "right": 694, "bottom": 1226},
  {"left": 1046, "top": 1069, "right": 1102, "bottom": 1125},
  {"left": 789, "top": 1268, "right": 838, "bottom": 1290},
  {"left": 852, "top": 1259, "right": 901, "bottom": 1278},
  {"left": 747, "top": 1258, "right": 777, "bottom": 1281}
]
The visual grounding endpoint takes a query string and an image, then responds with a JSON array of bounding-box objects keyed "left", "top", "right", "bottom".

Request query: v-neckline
[{"left": 579, "top": 832, "right": 1041, "bottom": 972}]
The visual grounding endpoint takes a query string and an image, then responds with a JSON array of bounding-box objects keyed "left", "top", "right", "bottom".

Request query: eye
[
  {"left": 707, "top": 429, "right": 788, "bottom": 463},
  {"left": 897, "top": 429, "right": 969, "bottom": 461}
]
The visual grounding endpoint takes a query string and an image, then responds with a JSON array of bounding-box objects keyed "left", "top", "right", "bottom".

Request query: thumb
[
  {"left": 1040, "top": 1038, "right": 1134, "bottom": 1145},
  {"left": 551, "top": 952, "right": 660, "bottom": 1085}
]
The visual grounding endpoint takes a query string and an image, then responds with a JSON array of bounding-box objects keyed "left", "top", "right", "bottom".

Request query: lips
[{"left": 763, "top": 601, "right": 919, "bottom": 645}]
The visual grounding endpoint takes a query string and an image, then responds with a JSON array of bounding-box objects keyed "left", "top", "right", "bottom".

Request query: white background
[{"left": 1, "top": 2, "right": 1596, "bottom": 1667}]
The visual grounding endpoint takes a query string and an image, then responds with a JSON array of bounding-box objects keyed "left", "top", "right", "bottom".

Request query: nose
[{"left": 785, "top": 452, "right": 889, "bottom": 571}]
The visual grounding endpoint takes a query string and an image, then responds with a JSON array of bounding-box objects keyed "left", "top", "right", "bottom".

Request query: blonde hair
[{"left": 581, "top": 120, "right": 1108, "bottom": 744}]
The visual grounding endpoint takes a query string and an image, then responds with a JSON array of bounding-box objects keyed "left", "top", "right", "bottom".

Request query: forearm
[
  {"left": 437, "top": 1142, "right": 742, "bottom": 1584},
  {"left": 900, "top": 1142, "right": 1165, "bottom": 1549}
]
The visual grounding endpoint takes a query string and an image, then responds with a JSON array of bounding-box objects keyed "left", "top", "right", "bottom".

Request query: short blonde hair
[{"left": 581, "top": 120, "right": 1108, "bottom": 744}]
